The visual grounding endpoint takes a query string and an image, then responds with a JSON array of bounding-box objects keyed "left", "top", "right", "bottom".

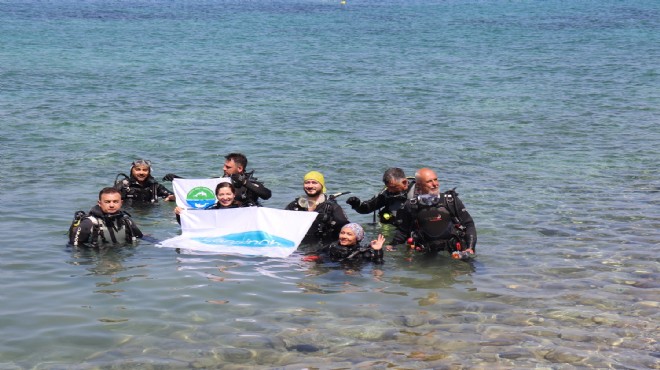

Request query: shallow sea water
[{"left": 0, "top": 0, "right": 658, "bottom": 368}]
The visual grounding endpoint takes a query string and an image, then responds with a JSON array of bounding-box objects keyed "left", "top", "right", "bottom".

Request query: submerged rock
[
  {"left": 216, "top": 334, "right": 276, "bottom": 350},
  {"left": 498, "top": 349, "right": 531, "bottom": 360},
  {"left": 544, "top": 348, "right": 587, "bottom": 364},
  {"left": 340, "top": 326, "right": 398, "bottom": 341},
  {"left": 395, "top": 314, "right": 428, "bottom": 327},
  {"left": 217, "top": 347, "right": 254, "bottom": 363},
  {"left": 254, "top": 349, "right": 289, "bottom": 365},
  {"left": 289, "top": 343, "right": 321, "bottom": 353}
]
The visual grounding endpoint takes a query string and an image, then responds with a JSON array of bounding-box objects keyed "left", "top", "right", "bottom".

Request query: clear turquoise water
[{"left": 1, "top": 0, "right": 658, "bottom": 368}]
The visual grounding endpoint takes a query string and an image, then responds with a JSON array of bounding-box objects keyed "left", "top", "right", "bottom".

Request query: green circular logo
[{"left": 186, "top": 186, "right": 216, "bottom": 209}]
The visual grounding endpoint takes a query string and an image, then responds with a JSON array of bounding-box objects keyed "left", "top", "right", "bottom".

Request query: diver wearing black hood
[{"left": 69, "top": 187, "right": 143, "bottom": 247}]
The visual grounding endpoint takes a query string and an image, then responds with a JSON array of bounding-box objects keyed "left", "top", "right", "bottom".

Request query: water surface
[{"left": 0, "top": 0, "right": 658, "bottom": 368}]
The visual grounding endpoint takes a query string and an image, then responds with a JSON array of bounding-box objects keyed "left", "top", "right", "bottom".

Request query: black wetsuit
[
  {"left": 285, "top": 195, "right": 350, "bottom": 246},
  {"left": 321, "top": 242, "right": 384, "bottom": 264},
  {"left": 391, "top": 190, "right": 477, "bottom": 253},
  {"left": 115, "top": 176, "right": 173, "bottom": 204},
  {"left": 348, "top": 181, "right": 416, "bottom": 226},
  {"left": 69, "top": 205, "right": 143, "bottom": 247},
  {"left": 231, "top": 172, "right": 271, "bottom": 206}
]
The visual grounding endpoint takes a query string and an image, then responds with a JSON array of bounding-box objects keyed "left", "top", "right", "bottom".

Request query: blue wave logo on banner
[{"left": 192, "top": 231, "right": 295, "bottom": 248}]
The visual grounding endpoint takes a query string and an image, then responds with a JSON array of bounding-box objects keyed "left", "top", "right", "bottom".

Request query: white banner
[
  {"left": 158, "top": 207, "right": 317, "bottom": 258},
  {"left": 173, "top": 177, "right": 231, "bottom": 209}
]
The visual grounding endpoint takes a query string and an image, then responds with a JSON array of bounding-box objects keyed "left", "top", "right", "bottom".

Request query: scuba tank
[
  {"left": 68, "top": 210, "right": 87, "bottom": 241},
  {"left": 114, "top": 173, "right": 130, "bottom": 189},
  {"left": 316, "top": 192, "right": 350, "bottom": 240}
]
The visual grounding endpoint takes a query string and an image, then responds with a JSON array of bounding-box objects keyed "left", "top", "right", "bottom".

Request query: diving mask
[
  {"left": 298, "top": 193, "right": 328, "bottom": 209},
  {"left": 132, "top": 159, "right": 152, "bottom": 168},
  {"left": 415, "top": 194, "right": 442, "bottom": 207}
]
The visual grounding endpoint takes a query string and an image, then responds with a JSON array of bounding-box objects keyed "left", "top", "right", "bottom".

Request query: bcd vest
[
  {"left": 410, "top": 190, "right": 465, "bottom": 250},
  {"left": 415, "top": 203, "right": 455, "bottom": 241},
  {"left": 70, "top": 211, "right": 139, "bottom": 247}
]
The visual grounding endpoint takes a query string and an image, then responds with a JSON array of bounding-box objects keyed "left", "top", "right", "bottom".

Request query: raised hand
[{"left": 370, "top": 234, "right": 385, "bottom": 251}]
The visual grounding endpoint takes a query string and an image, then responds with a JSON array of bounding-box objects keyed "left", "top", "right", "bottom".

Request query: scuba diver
[
  {"left": 285, "top": 171, "right": 350, "bottom": 246},
  {"left": 162, "top": 152, "right": 271, "bottom": 206},
  {"left": 388, "top": 168, "right": 477, "bottom": 260},
  {"left": 69, "top": 187, "right": 143, "bottom": 247},
  {"left": 346, "top": 167, "right": 415, "bottom": 226},
  {"left": 304, "top": 223, "right": 385, "bottom": 265},
  {"left": 114, "top": 159, "right": 175, "bottom": 205},
  {"left": 326, "top": 223, "right": 385, "bottom": 264},
  {"left": 204, "top": 181, "right": 246, "bottom": 209}
]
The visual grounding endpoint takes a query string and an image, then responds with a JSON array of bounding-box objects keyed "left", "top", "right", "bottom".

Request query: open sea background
[{"left": 1, "top": 0, "right": 658, "bottom": 368}]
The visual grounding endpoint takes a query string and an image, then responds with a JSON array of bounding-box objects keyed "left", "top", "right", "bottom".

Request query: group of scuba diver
[{"left": 68, "top": 153, "right": 477, "bottom": 264}]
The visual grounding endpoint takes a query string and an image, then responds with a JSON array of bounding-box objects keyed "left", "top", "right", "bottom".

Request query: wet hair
[
  {"left": 382, "top": 167, "right": 406, "bottom": 185},
  {"left": 225, "top": 153, "right": 248, "bottom": 170},
  {"left": 215, "top": 181, "right": 236, "bottom": 196},
  {"left": 98, "top": 187, "right": 121, "bottom": 200}
]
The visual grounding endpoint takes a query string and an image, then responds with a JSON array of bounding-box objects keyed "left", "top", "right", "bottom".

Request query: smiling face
[
  {"left": 338, "top": 227, "right": 358, "bottom": 247},
  {"left": 98, "top": 192, "right": 123, "bottom": 214},
  {"left": 216, "top": 185, "right": 236, "bottom": 207},
  {"left": 131, "top": 165, "right": 151, "bottom": 183},
  {"left": 303, "top": 180, "right": 323, "bottom": 197}
]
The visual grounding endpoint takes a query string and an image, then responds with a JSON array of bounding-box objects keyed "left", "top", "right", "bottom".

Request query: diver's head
[
  {"left": 415, "top": 168, "right": 440, "bottom": 195},
  {"left": 303, "top": 171, "right": 326, "bottom": 197},
  {"left": 383, "top": 167, "right": 408, "bottom": 194},
  {"left": 97, "top": 187, "right": 123, "bottom": 214},
  {"left": 223, "top": 153, "right": 247, "bottom": 176},
  {"left": 215, "top": 181, "right": 236, "bottom": 207},
  {"left": 339, "top": 223, "right": 364, "bottom": 247},
  {"left": 131, "top": 159, "right": 152, "bottom": 182}
]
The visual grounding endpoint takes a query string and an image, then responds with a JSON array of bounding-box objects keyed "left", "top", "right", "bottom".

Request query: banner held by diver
[
  {"left": 160, "top": 179, "right": 317, "bottom": 257},
  {"left": 159, "top": 207, "right": 316, "bottom": 257}
]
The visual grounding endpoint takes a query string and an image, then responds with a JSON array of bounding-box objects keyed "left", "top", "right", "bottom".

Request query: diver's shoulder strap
[
  {"left": 443, "top": 188, "right": 462, "bottom": 221},
  {"left": 85, "top": 215, "right": 99, "bottom": 226},
  {"left": 85, "top": 215, "right": 104, "bottom": 244},
  {"left": 406, "top": 183, "right": 417, "bottom": 199}
]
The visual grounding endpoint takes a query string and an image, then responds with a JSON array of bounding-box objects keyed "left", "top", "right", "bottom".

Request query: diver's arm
[
  {"left": 389, "top": 206, "right": 412, "bottom": 246},
  {"left": 454, "top": 196, "right": 477, "bottom": 250},
  {"left": 356, "top": 192, "right": 387, "bottom": 214},
  {"left": 156, "top": 183, "right": 174, "bottom": 199},
  {"left": 245, "top": 180, "right": 272, "bottom": 200},
  {"left": 331, "top": 203, "right": 350, "bottom": 232}
]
